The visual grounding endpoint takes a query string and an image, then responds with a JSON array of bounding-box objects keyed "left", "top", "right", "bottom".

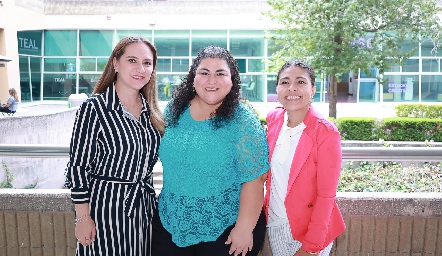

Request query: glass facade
[{"left": 17, "top": 30, "right": 442, "bottom": 104}]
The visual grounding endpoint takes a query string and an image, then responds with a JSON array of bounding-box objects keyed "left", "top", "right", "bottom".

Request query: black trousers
[
  {"left": 152, "top": 208, "right": 266, "bottom": 256},
  {"left": 0, "top": 106, "right": 12, "bottom": 113}
]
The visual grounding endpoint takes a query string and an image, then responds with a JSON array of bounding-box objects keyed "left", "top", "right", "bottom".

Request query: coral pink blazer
[{"left": 264, "top": 107, "right": 346, "bottom": 253}]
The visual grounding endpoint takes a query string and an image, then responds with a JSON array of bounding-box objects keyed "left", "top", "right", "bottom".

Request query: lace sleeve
[{"left": 235, "top": 104, "right": 269, "bottom": 183}]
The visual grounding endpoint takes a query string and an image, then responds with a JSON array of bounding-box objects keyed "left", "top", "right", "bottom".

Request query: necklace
[{"left": 120, "top": 96, "right": 142, "bottom": 108}]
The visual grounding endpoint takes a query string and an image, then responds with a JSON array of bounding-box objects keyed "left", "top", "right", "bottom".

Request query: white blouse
[{"left": 267, "top": 112, "right": 306, "bottom": 227}]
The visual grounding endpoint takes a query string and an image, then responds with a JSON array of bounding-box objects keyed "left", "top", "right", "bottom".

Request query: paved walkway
[{"left": 3, "top": 101, "right": 398, "bottom": 118}]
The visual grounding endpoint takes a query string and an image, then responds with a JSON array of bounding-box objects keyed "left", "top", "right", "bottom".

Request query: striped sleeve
[{"left": 65, "top": 99, "right": 99, "bottom": 204}]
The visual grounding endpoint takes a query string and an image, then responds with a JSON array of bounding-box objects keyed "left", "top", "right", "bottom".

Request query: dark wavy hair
[
  {"left": 276, "top": 60, "right": 315, "bottom": 86},
  {"left": 167, "top": 45, "right": 241, "bottom": 129}
]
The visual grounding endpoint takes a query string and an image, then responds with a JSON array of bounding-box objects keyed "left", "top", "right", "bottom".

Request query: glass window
[
  {"left": 359, "top": 81, "right": 376, "bottom": 102},
  {"left": 79, "top": 74, "right": 100, "bottom": 96},
  {"left": 360, "top": 67, "right": 377, "bottom": 78},
  {"left": 117, "top": 30, "right": 152, "bottom": 41},
  {"left": 172, "top": 58, "right": 190, "bottom": 72},
  {"left": 17, "top": 30, "right": 42, "bottom": 56},
  {"left": 384, "top": 59, "right": 400, "bottom": 72},
  {"left": 44, "top": 30, "right": 77, "bottom": 56},
  {"left": 19, "top": 56, "right": 31, "bottom": 101},
  {"left": 191, "top": 30, "right": 227, "bottom": 56},
  {"left": 237, "top": 59, "right": 246, "bottom": 73},
  {"left": 157, "top": 58, "right": 171, "bottom": 72},
  {"left": 80, "top": 58, "right": 97, "bottom": 72},
  {"left": 30, "top": 57, "right": 42, "bottom": 101},
  {"left": 402, "top": 59, "right": 419, "bottom": 72},
  {"left": 384, "top": 75, "right": 419, "bottom": 102},
  {"left": 43, "top": 73, "right": 76, "bottom": 100},
  {"left": 400, "top": 37, "right": 419, "bottom": 57},
  {"left": 80, "top": 30, "right": 113, "bottom": 56},
  {"left": 421, "top": 39, "right": 441, "bottom": 57},
  {"left": 313, "top": 75, "right": 322, "bottom": 102},
  {"left": 241, "top": 74, "right": 265, "bottom": 102},
  {"left": 44, "top": 58, "right": 76, "bottom": 72},
  {"left": 154, "top": 30, "right": 190, "bottom": 56},
  {"left": 79, "top": 58, "right": 107, "bottom": 72},
  {"left": 421, "top": 75, "right": 442, "bottom": 102},
  {"left": 266, "top": 74, "right": 278, "bottom": 102},
  {"left": 248, "top": 59, "right": 265, "bottom": 72},
  {"left": 422, "top": 59, "right": 439, "bottom": 72},
  {"left": 97, "top": 58, "right": 108, "bottom": 71},
  {"left": 230, "top": 39, "right": 264, "bottom": 56},
  {"left": 267, "top": 39, "right": 281, "bottom": 57},
  {"left": 156, "top": 74, "right": 184, "bottom": 101}
]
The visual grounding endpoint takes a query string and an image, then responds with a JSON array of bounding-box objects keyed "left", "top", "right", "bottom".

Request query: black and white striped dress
[{"left": 65, "top": 84, "right": 161, "bottom": 256}]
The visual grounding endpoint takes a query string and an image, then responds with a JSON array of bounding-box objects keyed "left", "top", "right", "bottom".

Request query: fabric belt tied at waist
[{"left": 89, "top": 173, "right": 156, "bottom": 218}]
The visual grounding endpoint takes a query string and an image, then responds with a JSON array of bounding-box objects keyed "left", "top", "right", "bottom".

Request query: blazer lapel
[
  {"left": 286, "top": 130, "right": 313, "bottom": 193},
  {"left": 267, "top": 110, "right": 285, "bottom": 162}
]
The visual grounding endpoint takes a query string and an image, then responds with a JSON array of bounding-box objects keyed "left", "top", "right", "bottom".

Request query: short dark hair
[{"left": 276, "top": 60, "right": 315, "bottom": 86}]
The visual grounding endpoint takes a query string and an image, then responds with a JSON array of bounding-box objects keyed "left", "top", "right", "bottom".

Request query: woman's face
[
  {"left": 276, "top": 66, "right": 316, "bottom": 112},
  {"left": 113, "top": 42, "right": 154, "bottom": 92},
  {"left": 193, "top": 57, "right": 233, "bottom": 107}
]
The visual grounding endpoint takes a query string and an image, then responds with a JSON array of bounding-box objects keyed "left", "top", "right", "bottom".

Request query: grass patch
[{"left": 338, "top": 161, "right": 442, "bottom": 192}]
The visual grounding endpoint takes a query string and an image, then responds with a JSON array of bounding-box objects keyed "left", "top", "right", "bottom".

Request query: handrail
[{"left": 0, "top": 144, "right": 441, "bottom": 161}]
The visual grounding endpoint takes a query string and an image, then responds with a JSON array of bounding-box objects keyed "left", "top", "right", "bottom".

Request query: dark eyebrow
[
  {"left": 197, "top": 67, "right": 228, "bottom": 73},
  {"left": 125, "top": 55, "right": 153, "bottom": 62}
]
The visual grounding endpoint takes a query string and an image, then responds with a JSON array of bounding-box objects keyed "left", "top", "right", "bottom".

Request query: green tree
[{"left": 265, "top": 0, "right": 441, "bottom": 118}]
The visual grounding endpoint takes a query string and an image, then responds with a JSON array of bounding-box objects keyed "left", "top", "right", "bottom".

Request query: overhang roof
[{"left": 0, "top": 55, "right": 12, "bottom": 62}]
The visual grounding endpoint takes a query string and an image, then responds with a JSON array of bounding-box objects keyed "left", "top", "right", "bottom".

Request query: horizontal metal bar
[
  {"left": 0, "top": 144, "right": 69, "bottom": 158},
  {"left": 0, "top": 144, "right": 441, "bottom": 161},
  {"left": 341, "top": 147, "right": 442, "bottom": 162}
]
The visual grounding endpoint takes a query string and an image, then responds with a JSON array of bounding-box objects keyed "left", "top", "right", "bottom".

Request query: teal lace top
[{"left": 158, "top": 102, "right": 269, "bottom": 247}]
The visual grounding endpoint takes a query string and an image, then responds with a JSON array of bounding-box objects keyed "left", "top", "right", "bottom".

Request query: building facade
[{"left": 1, "top": 0, "right": 442, "bottom": 105}]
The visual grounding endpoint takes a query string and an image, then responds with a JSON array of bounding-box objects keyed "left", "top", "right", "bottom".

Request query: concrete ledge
[
  {"left": 1, "top": 191, "right": 442, "bottom": 255},
  {"left": 0, "top": 189, "right": 73, "bottom": 212},
  {"left": 337, "top": 192, "right": 442, "bottom": 216},
  {"left": 2, "top": 190, "right": 441, "bottom": 216}
]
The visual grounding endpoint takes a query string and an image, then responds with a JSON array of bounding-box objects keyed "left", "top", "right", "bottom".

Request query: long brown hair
[
  {"left": 9, "top": 88, "right": 19, "bottom": 102},
  {"left": 93, "top": 36, "right": 165, "bottom": 134}
]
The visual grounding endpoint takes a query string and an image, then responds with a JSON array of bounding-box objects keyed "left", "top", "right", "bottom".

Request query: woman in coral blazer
[{"left": 263, "top": 60, "right": 346, "bottom": 256}]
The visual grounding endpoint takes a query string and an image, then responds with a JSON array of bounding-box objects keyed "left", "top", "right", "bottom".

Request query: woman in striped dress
[{"left": 65, "top": 36, "right": 165, "bottom": 256}]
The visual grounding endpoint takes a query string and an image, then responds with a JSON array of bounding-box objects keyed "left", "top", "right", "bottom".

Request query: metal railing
[{"left": 0, "top": 144, "right": 441, "bottom": 161}]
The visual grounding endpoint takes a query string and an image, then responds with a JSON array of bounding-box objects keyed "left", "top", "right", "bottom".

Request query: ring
[{"left": 85, "top": 238, "right": 90, "bottom": 241}]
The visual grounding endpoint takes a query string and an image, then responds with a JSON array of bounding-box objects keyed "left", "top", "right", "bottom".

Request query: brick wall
[{"left": 1, "top": 191, "right": 441, "bottom": 255}]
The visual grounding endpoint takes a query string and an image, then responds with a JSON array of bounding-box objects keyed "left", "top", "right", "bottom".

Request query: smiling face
[
  {"left": 113, "top": 42, "right": 154, "bottom": 93},
  {"left": 193, "top": 57, "right": 233, "bottom": 108},
  {"left": 276, "top": 66, "right": 316, "bottom": 113}
]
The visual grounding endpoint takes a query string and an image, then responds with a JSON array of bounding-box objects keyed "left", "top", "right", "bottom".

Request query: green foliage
[
  {"left": 334, "top": 115, "right": 442, "bottom": 141},
  {"left": 265, "top": 0, "right": 441, "bottom": 75},
  {"left": 0, "top": 162, "right": 13, "bottom": 188},
  {"left": 395, "top": 104, "right": 442, "bottom": 118},
  {"left": 338, "top": 161, "right": 442, "bottom": 192},
  {"left": 378, "top": 117, "right": 442, "bottom": 141},
  {"left": 265, "top": 0, "right": 442, "bottom": 118},
  {"left": 336, "top": 117, "right": 377, "bottom": 140}
]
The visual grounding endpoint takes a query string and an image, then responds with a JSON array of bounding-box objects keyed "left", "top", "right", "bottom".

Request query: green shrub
[
  {"left": 378, "top": 117, "right": 442, "bottom": 141},
  {"left": 336, "top": 117, "right": 377, "bottom": 140},
  {"left": 0, "top": 162, "right": 13, "bottom": 188},
  {"left": 395, "top": 103, "right": 442, "bottom": 118},
  {"left": 338, "top": 161, "right": 442, "bottom": 192}
]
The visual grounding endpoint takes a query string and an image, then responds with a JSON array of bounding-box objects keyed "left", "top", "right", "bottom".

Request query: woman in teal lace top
[{"left": 152, "top": 46, "right": 269, "bottom": 256}]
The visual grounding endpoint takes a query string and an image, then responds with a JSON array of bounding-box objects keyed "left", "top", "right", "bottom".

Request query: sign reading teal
[{"left": 17, "top": 31, "right": 42, "bottom": 56}]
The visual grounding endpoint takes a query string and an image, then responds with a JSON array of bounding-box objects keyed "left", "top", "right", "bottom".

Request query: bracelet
[{"left": 74, "top": 214, "right": 90, "bottom": 225}]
